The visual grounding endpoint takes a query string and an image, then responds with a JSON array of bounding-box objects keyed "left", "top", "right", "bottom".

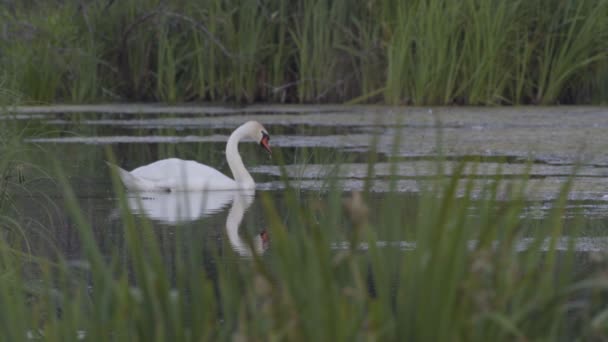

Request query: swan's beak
[{"left": 260, "top": 134, "right": 272, "bottom": 155}]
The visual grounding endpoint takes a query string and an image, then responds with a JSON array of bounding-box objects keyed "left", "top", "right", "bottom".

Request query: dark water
[{"left": 5, "top": 105, "right": 608, "bottom": 266}]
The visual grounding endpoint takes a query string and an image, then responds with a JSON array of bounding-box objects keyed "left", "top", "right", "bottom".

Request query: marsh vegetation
[{"left": 0, "top": 0, "right": 607, "bottom": 105}]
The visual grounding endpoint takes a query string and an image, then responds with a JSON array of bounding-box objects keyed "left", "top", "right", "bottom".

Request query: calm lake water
[{"left": 5, "top": 105, "right": 608, "bottom": 265}]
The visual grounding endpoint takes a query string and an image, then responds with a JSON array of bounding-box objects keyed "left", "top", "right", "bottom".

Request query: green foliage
[{"left": 0, "top": 0, "right": 606, "bottom": 104}]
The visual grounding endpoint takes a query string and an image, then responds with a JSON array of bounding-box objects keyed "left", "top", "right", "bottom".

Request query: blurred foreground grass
[{"left": 1, "top": 124, "right": 608, "bottom": 341}]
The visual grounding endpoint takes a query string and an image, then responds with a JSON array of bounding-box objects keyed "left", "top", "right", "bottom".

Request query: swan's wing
[{"left": 130, "top": 158, "right": 226, "bottom": 180}]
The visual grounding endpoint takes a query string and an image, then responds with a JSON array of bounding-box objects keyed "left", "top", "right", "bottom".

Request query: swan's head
[{"left": 244, "top": 121, "right": 271, "bottom": 155}]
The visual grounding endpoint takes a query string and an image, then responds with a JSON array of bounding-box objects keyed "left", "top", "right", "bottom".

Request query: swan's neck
[{"left": 226, "top": 125, "right": 255, "bottom": 188}]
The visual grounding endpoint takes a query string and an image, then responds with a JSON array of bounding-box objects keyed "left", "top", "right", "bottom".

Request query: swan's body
[
  {"left": 120, "top": 158, "right": 240, "bottom": 191},
  {"left": 111, "top": 121, "right": 271, "bottom": 192}
]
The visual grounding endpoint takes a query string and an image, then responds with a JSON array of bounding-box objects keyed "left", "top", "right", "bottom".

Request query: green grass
[
  {"left": 1, "top": 122, "right": 608, "bottom": 340},
  {"left": 0, "top": 0, "right": 606, "bottom": 105}
]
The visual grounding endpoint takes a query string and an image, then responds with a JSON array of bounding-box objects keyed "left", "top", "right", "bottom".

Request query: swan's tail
[{"left": 105, "top": 162, "right": 158, "bottom": 192}]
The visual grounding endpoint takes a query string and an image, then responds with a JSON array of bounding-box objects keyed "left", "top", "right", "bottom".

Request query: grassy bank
[
  {"left": 0, "top": 0, "right": 607, "bottom": 105},
  {"left": 1, "top": 123, "right": 608, "bottom": 340}
]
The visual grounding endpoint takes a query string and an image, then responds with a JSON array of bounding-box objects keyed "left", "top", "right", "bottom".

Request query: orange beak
[{"left": 260, "top": 134, "right": 271, "bottom": 155}]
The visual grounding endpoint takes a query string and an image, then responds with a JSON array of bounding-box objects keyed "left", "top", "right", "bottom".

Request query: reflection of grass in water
[
  {"left": 2, "top": 121, "right": 608, "bottom": 339},
  {"left": 0, "top": 0, "right": 607, "bottom": 104}
]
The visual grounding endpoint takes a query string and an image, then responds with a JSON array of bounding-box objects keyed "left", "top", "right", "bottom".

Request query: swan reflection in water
[{"left": 126, "top": 189, "right": 269, "bottom": 257}]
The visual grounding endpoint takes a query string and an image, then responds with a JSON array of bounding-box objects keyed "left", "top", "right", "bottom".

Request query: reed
[
  {"left": 459, "top": 0, "right": 521, "bottom": 104},
  {"left": 0, "top": 0, "right": 606, "bottom": 105},
  {"left": 526, "top": 0, "right": 608, "bottom": 104}
]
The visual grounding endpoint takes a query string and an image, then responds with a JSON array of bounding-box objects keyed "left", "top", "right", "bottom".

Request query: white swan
[
  {"left": 126, "top": 189, "right": 269, "bottom": 256},
  {"left": 110, "top": 121, "right": 271, "bottom": 191}
]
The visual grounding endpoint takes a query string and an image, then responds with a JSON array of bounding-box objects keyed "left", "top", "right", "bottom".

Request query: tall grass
[
  {"left": 530, "top": 0, "right": 608, "bottom": 104},
  {"left": 0, "top": 0, "right": 606, "bottom": 104}
]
